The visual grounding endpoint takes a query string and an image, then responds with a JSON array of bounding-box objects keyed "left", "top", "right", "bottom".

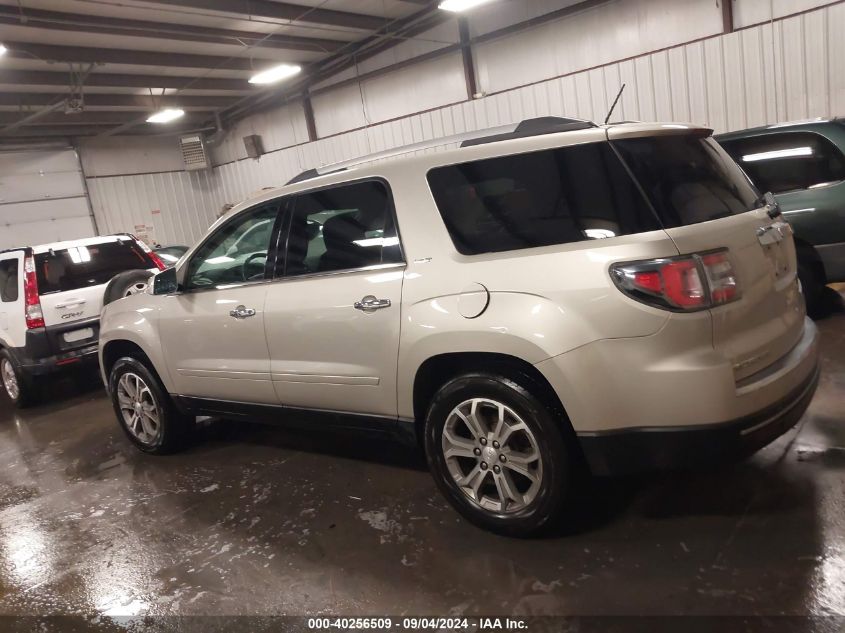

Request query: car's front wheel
[
  {"left": 424, "top": 373, "right": 572, "bottom": 537},
  {"left": 108, "top": 356, "right": 192, "bottom": 454}
]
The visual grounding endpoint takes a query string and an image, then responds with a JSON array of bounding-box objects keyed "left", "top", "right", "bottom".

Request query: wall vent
[{"left": 179, "top": 135, "right": 209, "bottom": 170}]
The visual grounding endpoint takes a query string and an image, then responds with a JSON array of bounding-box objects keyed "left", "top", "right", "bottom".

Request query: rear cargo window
[
  {"left": 35, "top": 239, "right": 153, "bottom": 294},
  {"left": 612, "top": 135, "right": 759, "bottom": 227},
  {"left": 427, "top": 142, "right": 660, "bottom": 255},
  {"left": 719, "top": 131, "right": 845, "bottom": 194}
]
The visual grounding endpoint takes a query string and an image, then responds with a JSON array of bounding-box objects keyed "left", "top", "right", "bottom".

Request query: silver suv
[{"left": 99, "top": 118, "right": 820, "bottom": 536}]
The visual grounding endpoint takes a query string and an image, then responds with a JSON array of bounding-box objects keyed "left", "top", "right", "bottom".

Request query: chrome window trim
[{"left": 170, "top": 262, "right": 407, "bottom": 296}]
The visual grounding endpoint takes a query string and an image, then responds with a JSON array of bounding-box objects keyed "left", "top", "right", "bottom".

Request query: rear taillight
[
  {"left": 147, "top": 250, "right": 167, "bottom": 271},
  {"left": 23, "top": 255, "right": 44, "bottom": 329},
  {"left": 611, "top": 249, "right": 740, "bottom": 312},
  {"left": 131, "top": 235, "right": 167, "bottom": 271}
]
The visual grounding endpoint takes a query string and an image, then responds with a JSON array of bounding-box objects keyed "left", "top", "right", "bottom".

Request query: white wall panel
[
  {"left": 82, "top": 1, "right": 845, "bottom": 251},
  {"left": 474, "top": 0, "right": 721, "bottom": 95},
  {"left": 78, "top": 136, "right": 184, "bottom": 177},
  {"left": 211, "top": 101, "right": 309, "bottom": 165},
  {"left": 734, "top": 0, "right": 836, "bottom": 27},
  {"left": 87, "top": 169, "right": 222, "bottom": 247}
]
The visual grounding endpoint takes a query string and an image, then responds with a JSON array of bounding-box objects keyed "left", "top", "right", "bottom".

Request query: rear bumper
[
  {"left": 11, "top": 316, "right": 100, "bottom": 376},
  {"left": 577, "top": 362, "right": 820, "bottom": 476}
]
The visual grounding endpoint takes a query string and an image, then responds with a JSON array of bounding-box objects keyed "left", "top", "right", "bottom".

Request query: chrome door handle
[
  {"left": 354, "top": 295, "right": 391, "bottom": 312},
  {"left": 229, "top": 305, "right": 256, "bottom": 319},
  {"left": 55, "top": 299, "right": 86, "bottom": 309}
]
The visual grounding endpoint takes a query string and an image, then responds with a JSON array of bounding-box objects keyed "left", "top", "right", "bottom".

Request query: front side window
[
  {"left": 427, "top": 142, "right": 660, "bottom": 255},
  {"left": 719, "top": 131, "right": 845, "bottom": 194},
  {"left": 282, "top": 180, "right": 400, "bottom": 276},
  {"left": 0, "top": 258, "right": 19, "bottom": 302},
  {"left": 185, "top": 203, "right": 279, "bottom": 289},
  {"left": 612, "top": 135, "right": 760, "bottom": 228}
]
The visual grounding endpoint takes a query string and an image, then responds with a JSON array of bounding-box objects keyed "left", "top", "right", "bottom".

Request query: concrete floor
[{"left": 0, "top": 295, "right": 843, "bottom": 621}]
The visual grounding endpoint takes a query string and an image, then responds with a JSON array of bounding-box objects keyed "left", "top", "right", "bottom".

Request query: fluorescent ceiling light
[
  {"left": 249, "top": 64, "right": 302, "bottom": 85},
  {"left": 146, "top": 108, "right": 184, "bottom": 124},
  {"left": 0, "top": 44, "right": 6, "bottom": 56},
  {"left": 439, "top": 0, "right": 494, "bottom": 12},
  {"left": 742, "top": 147, "right": 812, "bottom": 162}
]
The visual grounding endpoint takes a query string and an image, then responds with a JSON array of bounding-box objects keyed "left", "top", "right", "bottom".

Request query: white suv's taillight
[
  {"left": 23, "top": 255, "right": 45, "bottom": 329},
  {"left": 610, "top": 249, "right": 740, "bottom": 312}
]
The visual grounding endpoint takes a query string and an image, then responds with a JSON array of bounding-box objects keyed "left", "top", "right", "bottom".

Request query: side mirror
[{"left": 152, "top": 266, "right": 179, "bottom": 295}]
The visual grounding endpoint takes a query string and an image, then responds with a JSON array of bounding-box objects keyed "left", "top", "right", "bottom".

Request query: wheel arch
[
  {"left": 101, "top": 338, "right": 172, "bottom": 394},
  {"left": 411, "top": 351, "right": 579, "bottom": 453}
]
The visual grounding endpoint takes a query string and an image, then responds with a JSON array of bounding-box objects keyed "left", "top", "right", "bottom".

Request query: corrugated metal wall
[{"left": 84, "top": 0, "right": 845, "bottom": 247}]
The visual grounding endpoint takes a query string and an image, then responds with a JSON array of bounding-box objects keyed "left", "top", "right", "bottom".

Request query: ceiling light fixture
[
  {"left": 439, "top": 0, "right": 494, "bottom": 12},
  {"left": 146, "top": 108, "right": 185, "bottom": 124},
  {"left": 0, "top": 44, "right": 7, "bottom": 56},
  {"left": 249, "top": 64, "right": 302, "bottom": 85}
]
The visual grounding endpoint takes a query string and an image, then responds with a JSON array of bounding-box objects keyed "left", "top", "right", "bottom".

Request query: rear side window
[
  {"left": 282, "top": 180, "right": 401, "bottom": 276},
  {"left": 0, "top": 259, "right": 19, "bottom": 302},
  {"left": 35, "top": 239, "right": 154, "bottom": 294},
  {"left": 719, "top": 131, "right": 845, "bottom": 194},
  {"left": 427, "top": 142, "right": 659, "bottom": 255},
  {"left": 613, "top": 135, "right": 759, "bottom": 228}
]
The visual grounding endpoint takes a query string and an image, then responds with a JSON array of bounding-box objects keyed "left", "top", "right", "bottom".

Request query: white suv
[
  {"left": 98, "top": 119, "right": 820, "bottom": 536},
  {"left": 0, "top": 234, "right": 164, "bottom": 406}
]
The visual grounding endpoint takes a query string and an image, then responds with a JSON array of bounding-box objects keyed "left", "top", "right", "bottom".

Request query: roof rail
[{"left": 285, "top": 116, "right": 597, "bottom": 186}]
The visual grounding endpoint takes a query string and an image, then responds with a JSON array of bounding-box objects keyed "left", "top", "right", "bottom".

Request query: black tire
[
  {"left": 424, "top": 373, "right": 572, "bottom": 537},
  {"left": 103, "top": 270, "right": 154, "bottom": 306},
  {"left": 108, "top": 356, "right": 193, "bottom": 454},
  {"left": 0, "top": 349, "right": 39, "bottom": 408},
  {"left": 798, "top": 262, "right": 824, "bottom": 319}
]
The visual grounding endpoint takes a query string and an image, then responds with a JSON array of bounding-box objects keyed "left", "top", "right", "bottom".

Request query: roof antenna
[{"left": 604, "top": 83, "right": 626, "bottom": 125}]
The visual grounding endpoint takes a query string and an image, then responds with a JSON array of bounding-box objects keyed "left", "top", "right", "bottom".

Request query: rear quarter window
[
  {"left": 426, "top": 142, "right": 660, "bottom": 255},
  {"left": 35, "top": 240, "right": 153, "bottom": 294},
  {"left": 612, "top": 135, "right": 760, "bottom": 228},
  {"left": 0, "top": 259, "right": 19, "bottom": 302}
]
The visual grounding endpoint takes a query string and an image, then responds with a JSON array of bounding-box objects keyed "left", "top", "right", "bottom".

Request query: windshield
[{"left": 35, "top": 239, "right": 153, "bottom": 294}]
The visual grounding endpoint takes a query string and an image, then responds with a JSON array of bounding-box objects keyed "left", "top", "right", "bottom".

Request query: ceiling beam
[
  {"left": 0, "top": 6, "right": 343, "bottom": 54},
  {"left": 138, "top": 0, "right": 388, "bottom": 31},
  {"left": 0, "top": 93, "right": 237, "bottom": 108},
  {"left": 5, "top": 41, "right": 299, "bottom": 71},
  {"left": 0, "top": 111, "right": 208, "bottom": 125},
  {"left": 0, "top": 69, "right": 248, "bottom": 92},
  {"left": 0, "top": 124, "right": 213, "bottom": 138}
]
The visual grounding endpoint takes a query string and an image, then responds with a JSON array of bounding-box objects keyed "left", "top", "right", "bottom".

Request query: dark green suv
[{"left": 717, "top": 119, "right": 845, "bottom": 315}]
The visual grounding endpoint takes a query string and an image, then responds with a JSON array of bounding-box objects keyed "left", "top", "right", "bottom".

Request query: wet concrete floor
[{"left": 0, "top": 294, "right": 843, "bottom": 620}]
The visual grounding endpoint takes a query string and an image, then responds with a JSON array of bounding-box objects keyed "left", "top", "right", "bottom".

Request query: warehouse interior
[{"left": 0, "top": 0, "right": 844, "bottom": 627}]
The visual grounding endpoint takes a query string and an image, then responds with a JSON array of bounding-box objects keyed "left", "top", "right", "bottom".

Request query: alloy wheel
[
  {"left": 116, "top": 372, "right": 161, "bottom": 445},
  {"left": 441, "top": 397, "right": 543, "bottom": 514},
  {"left": 1, "top": 359, "right": 19, "bottom": 401}
]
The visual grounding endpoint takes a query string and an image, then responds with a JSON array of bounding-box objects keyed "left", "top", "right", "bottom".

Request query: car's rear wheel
[
  {"left": 424, "top": 373, "right": 572, "bottom": 537},
  {"left": 108, "top": 356, "right": 192, "bottom": 454},
  {"left": 0, "top": 350, "right": 39, "bottom": 408}
]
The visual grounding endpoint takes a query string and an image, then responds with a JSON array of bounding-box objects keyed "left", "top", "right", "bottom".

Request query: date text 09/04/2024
[{"left": 307, "top": 617, "right": 528, "bottom": 630}]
